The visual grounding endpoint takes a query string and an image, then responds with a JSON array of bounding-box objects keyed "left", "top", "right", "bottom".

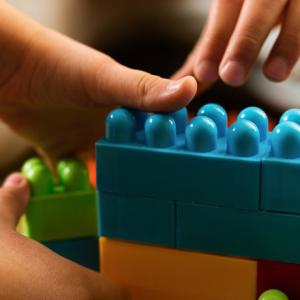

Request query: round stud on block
[
  {"left": 280, "top": 108, "right": 300, "bottom": 126},
  {"left": 58, "top": 160, "right": 90, "bottom": 192},
  {"left": 145, "top": 114, "right": 176, "bottom": 148},
  {"left": 259, "top": 289, "right": 289, "bottom": 300},
  {"left": 227, "top": 119, "right": 260, "bottom": 157},
  {"left": 238, "top": 107, "right": 268, "bottom": 141},
  {"left": 197, "top": 103, "right": 227, "bottom": 138},
  {"left": 170, "top": 107, "right": 188, "bottom": 134},
  {"left": 22, "top": 164, "right": 54, "bottom": 196},
  {"left": 185, "top": 116, "right": 217, "bottom": 152},
  {"left": 105, "top": 108, "right": 137, "bottom": 143},
  {"left": 130, "top": 109, "right": 148, "bottom": 131},
  {"left": 271, "top": 121, "right": 300, "bottom": 159},
  {"left": 21, "top": 157, "right": 44, "bottom": 174}
]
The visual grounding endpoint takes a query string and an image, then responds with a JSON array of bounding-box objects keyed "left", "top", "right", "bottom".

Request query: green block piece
[
  {"left": 99, "top": 192, "right": 175, "bottom": 247},
  {"left": 259, "top": 289, "right": 289, "bottom": 300},
  {"left": 20, "top": 190, "right": 98, "bottom": 242},
  {"left": 177, "top": 202, "right": 300, "bottom": 264},
  {"left": 20, "top": 157, "right": 97, "bottom": 242}
]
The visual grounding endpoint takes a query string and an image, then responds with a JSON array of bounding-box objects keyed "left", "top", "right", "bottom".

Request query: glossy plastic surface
[
  {"left": 197, "top": 103, "right": 227, "bottom": 137},
  {"left": 238, "top": 107, "right": 268, "bottom": 141},
  {"left": 177, "top": 202, "right": 300, "bottom": 264},
  {"left": 99, "top": 192, "right": 175, "bottom": 247},
  {"left": 20, "top": 158, "right": 97, "bottom": 242},
  {"left": 261, "top": 113, "right": 300, "bottom": 214},
  {"left": 98, "top": 105, "right": 270, "bottom": 211},
  {"left": 185, "top": 116, "right": 217, "bottom": 152},
  {"left": 258, "top": 290, "right": 289, "bottom": 300}
]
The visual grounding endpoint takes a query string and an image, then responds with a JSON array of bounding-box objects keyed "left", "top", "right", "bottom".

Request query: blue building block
[
  {"left": 97, "top": 105, "right": 270, "bottom": 211},
  {"left": 177, "top": 202, "right": 300, "bottom": 264},
  {"left": 99, "top": 192, "right": 175, "bottom": 247},
  {"left": 44, "top": 237, "right": 99, "bottom": 271},
  {"left": 261, "top": 112, "right": 300, "bottom": 214}
]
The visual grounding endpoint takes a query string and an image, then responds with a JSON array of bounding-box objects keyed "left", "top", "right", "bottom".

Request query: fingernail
[
  {"left": 220, "top": 60, "right": 246, "bottom": 86},
  {"left": 166, "top": 78, "right": 185, "bottom": 93},
  {"left": 3, "top": 173, "right": 25, "bottom": 188},
  {"left": 265, "top": 57, "right": 290, "bottom": 81},
  {"left": 196, "top": 61, "right": 218, "bottom": 83}
]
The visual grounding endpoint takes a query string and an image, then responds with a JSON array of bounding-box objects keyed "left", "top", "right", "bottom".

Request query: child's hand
[
  {"left": 175, "top": 0, "right": 300, "bottom": 86},
  {"left": 0, "top": 2, "right": 197, "bottom": 162},
  {"left": 0, "top": 172, "right": 125, "bottom": 300}
]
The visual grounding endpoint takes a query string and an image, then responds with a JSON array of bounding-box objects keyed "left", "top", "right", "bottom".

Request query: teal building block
[
  {"left": 97, "top": 105, "right": 270, "bottom": 211},
  {"left": 261, "top": 117, "right": 300, "bottom": 214},
  {"left": 177, "top": 202, "right": 300, "bottom": 264},
  {"left": 99, "top": 192, "right": 175, "bottom": 247},
  {"left": 44, "top": 236, "right": 99, "bottom": 271}
]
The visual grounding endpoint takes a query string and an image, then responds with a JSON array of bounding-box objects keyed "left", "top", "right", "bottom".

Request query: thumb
[
  {"left": 0, "top": 173, "right": 29, "bottom": 229},
  {"left": 88, "top": 56, "right": 198, "bottom": 112}
]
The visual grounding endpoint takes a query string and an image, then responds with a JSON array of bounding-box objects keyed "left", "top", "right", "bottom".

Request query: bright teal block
[
  {"left": 99, "top": 192, "right": 175, "bottom": 247},
  {"left": 97, "top": 139, "right": 267, "bottom": 211},
  {"left": 177, "top": 202, "right": 300, "bottom": 264},
  {"left": 97, "top": 106, "right": 271, "bottom": 211},
  {"left": 44, "top": 237, "right": 99, "bottom": 271},
  {"left": 261, "top": 158, "right": 300, "bottom": 214}
]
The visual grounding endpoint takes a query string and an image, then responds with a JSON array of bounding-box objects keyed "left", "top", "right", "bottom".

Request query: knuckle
[{"left": 228, "top": 34, "right": 260, "bottom": 63}]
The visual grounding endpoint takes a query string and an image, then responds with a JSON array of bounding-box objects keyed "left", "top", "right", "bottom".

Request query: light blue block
[
  {"left": 177, "top": 202, "right": 300, "bottom": 264},
  {"left": 97, "top": 105, "right": 270, "bottom": 211},
  {"left": 99, "top": 192, "right": 175, "bottom": 247},
  {"left": 261, "top": 118, "right": 300, "bottom": 214}
]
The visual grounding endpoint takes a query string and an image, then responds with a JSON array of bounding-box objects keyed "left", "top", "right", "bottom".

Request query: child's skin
[{"left": 0, "top": 1, "right": 298, "bottom": 299}]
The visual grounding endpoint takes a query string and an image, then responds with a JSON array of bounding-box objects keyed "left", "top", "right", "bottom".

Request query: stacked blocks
[
  {"left": 20, "top": 158, "right": 99, "bottom": 271},
  {"left": 97, "top": 103, "right": 300, "bottom": 299}
]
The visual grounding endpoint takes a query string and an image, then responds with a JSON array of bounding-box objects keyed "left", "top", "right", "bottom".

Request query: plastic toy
[
  {"left": 96, "top": 103, "right": 300, "bottom": 299},
  {"left": 19, "top": 157, "right": 99, "bottom": 270}
]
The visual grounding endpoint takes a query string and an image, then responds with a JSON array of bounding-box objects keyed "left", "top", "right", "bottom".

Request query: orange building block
[{"left": 100, "top": 238, "right": 257, "bottom": 300}]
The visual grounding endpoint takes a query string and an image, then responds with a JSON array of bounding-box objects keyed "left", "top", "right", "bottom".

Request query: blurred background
[{"left": 2, "top": 0, "right": 300, "bottom": 172}]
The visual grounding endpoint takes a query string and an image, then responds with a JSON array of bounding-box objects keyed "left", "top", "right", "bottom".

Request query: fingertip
[
  {"left": 3, "top": 172, "right": 30, "bottom": 205},
  {"left": 194, "top": 60, "right": 219, "bottom": 83},
  {"left": 160, "top": 76, "right": 197, "bottom": 111},
  {"left": 263, "top": 57, "right": 292, "bottom": 82},
  {"left": 219, "top": 60, "right": 247, "bottom": 87}
]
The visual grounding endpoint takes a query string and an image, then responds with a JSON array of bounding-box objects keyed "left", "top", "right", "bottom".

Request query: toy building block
[
  {"left": 44, "top": 236, "right": 99, "bottom": 271},
  {"left": 257, "top": 260, "right": 300, "bottom": 299},
  {"left": 177, "top": 202, "right": 300, "bottom": 264},
  {"left": 258, "top": 289, "right": 289, "bottom": 300},
  {"left": 261, "top": 109, "right": 300, "bottom": 214},
  {"left": 19, "top": 158, "right": 98, "bottom": 242},
  {"left": 99, "top": 192, "right": 175, "bottom": 247},
  {"left": 100, "top": 238, "right": 257, "bottom": 300},
  {"left": 97, "top": 105, "right": 270, "bottom": 211}
]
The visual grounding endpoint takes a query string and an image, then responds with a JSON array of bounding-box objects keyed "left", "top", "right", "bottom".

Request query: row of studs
[{"left": 105, "top": 103, "right": 300, "bottom": 158}]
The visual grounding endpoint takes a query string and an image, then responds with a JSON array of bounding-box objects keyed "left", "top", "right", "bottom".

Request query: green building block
[{"left": 19, "top": 158, "right": 98, "bottom": 242}]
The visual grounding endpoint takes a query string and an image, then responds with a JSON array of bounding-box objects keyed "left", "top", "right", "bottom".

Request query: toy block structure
[
  {"left": 19, "top": 158, "right": 99, "bottom": 271},
  {"left": 96, "top": 103, "right": 300, "bottom": 299}
]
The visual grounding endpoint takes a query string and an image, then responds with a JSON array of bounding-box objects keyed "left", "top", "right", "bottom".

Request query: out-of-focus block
[
  {"left": 44, "top": 236, "right": 99, "bottom": 271},
  {"left": 20, "top": 190, "right": 98, "bottom": 242},
  {"left": 19, "top": 158, "right": 98, "bottom": 242},
  {"left": 99, "top": 192, "right": 175, "bottom": 247},
  {"left": 100, "top": 238, "right": 257, "bottom": 300}
]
